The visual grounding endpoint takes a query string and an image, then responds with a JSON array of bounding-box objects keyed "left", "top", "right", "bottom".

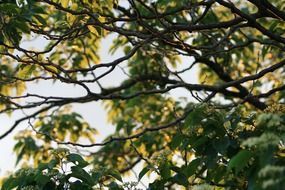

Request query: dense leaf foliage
[{"left": 1, "top": 0, "right": 285, "bottom": 189}]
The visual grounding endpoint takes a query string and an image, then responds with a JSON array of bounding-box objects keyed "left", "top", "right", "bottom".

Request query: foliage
[{"left": 0, "top": 0, "right": 285, "bottom": 189}]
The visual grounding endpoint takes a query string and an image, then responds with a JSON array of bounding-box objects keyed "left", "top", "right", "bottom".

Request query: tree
[{"left": 0, "top": 0, "right": 285, "bottom": 189}]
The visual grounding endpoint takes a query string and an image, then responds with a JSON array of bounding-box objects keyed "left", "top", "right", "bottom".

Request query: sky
[{"left": 0, "top": 31, "right": 199, "bottom": 186}]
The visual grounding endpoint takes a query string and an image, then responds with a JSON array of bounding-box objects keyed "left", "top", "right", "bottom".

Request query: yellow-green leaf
[
  {"left": 66, "top": 13, "right": 76, "bottom": 24},
  {"left": 87, "top": 25, "right": 99, "bottom": 36},
  {"left": 61, "top": 0, "right": 69, "bottom": 8}
]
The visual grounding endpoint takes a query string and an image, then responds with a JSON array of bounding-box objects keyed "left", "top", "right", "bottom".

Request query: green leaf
[
  {"left": 33, "top": 6, "right": 46, "bottom": 14},
  {"left": 183, "top": 158, "right": 201, "bottom": 177},
  {"left": 43, "top": 181, "right": 56, "bottom": 190},
  {"left": 16, "top": 22, "right": 30, "bottom": 33},
  {"left": 35, "top": 174, "right": 50, "bottom": 187},
  {"left": 108, "top": 169, "right": 123, "bottom": 182},
  {"left": 17, "top": 65, "right": 36, "bottom": 79},
  {"left": 67, "top": 153, "right": 89, "bottom": 167},
  {"left": 70, "top": 166, "right": 94, "bottom": 186},
  {"left": 48, "top": 159, "right": 59, "bottom": 169},
  {"left": 138, "top": 166, "right": 150, "bottom": 181},
  {"left": 108, "top": 182, "right": 124, "bottom": 190},
  {"left": 170, "top": 133, "right": 183, "bottom": 149},
  {"left": 172, "top": 173, "right": 189, "bottom": 187},
  {"left": 38, "top": 163, "right": 49, "bottom": 171},
  {"left": 34, "top": 14, "right": 47, "bottom": 25},
  {"left": 242, "top": 133, "right": 280, "bottom": 149},
  {"left": 213, "top": 136, "right": 230, "bottom": 153},
  {"left": 210, "top": 165, "right": 227, "bottom": 183},
  {"left": 159, "top": 162, "right": 171, "bottom": 180},
  {"left": 184, "top": 104, "right": 206, "bottom": 128},
  {"left": 0, "top": 4, "right": 19, "bottom": 13},
  {"left": 2, "top": 177, "right": 19, "bottom": 190},
  {"left": 228, "top": 150, "right": 253, "bottom": 174}
]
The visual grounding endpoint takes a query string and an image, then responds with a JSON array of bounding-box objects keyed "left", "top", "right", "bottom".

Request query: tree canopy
[{"left": 1, "top": 0, "right": 285, "bottom": 189}]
